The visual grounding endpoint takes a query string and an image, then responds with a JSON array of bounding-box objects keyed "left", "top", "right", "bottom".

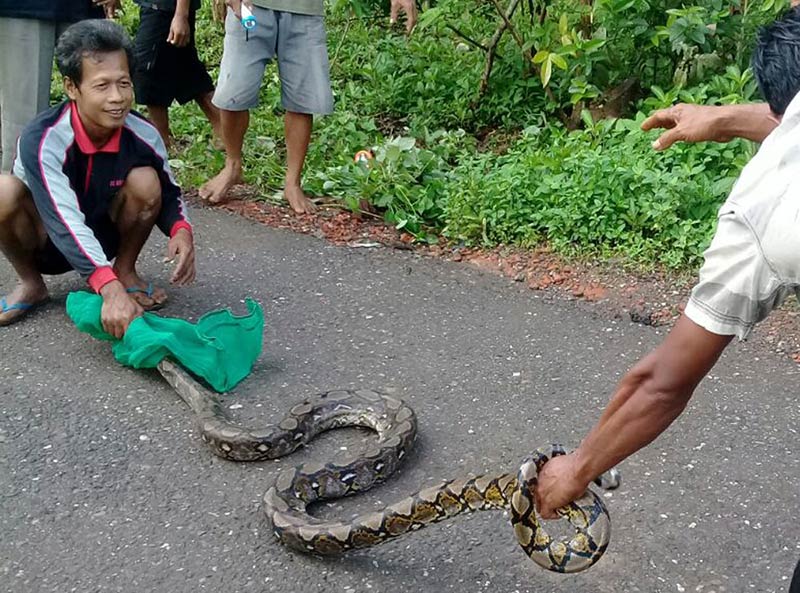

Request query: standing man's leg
[
  {"left": 181, "top": 9, "right": 221, "bottom": 140},
  {"left": 199, "top": 109, "right": 248, "bottom": 202},
  {"left": 276, "top": 11, "right": 334, "bottom": 214},
  {"left": 134, "top": 6, "right": 221, "bottom": 148},
  {"left": 0, "top": 18, "right": 59, "bottom": 173},
  {"left": 195, "top": 91, "right": 222, "bottom": 140},
  {"left": 283, "top": 111, "right": 313, "bottom": 213},
  {"left": 200, "top": 7, "right": 273, "bottom": 203},
  {"left": 133, "top": 6, "right": 178, "bottom": 147},
  {"left": 146, "top": 105, "right": 172, "bottom": 147}
]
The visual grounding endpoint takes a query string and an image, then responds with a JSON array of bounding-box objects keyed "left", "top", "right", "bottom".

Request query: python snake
[{"left": 157, "top": 358, "right": 620, "bottom": 573}]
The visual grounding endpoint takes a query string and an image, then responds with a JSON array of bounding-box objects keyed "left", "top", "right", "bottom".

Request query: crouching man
[{"left": 0, "top": 19, "right": 195, "bottom": 337}]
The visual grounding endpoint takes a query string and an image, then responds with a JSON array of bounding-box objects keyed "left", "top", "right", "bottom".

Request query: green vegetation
[{"left": 118, "top": 0, "right": 789, "bottom": 268}]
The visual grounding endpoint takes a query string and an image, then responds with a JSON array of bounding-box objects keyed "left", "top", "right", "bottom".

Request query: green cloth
[
  {"left": 66, "top": 291, "right": 264, "bottom": 393},
  {"left": 252, "top": 0, "right": 324, "bottom": 16}
]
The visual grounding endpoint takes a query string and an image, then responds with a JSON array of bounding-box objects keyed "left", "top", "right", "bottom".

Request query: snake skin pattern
[{"left": 157, "top": 359, "right": 620, "bottom": 573}]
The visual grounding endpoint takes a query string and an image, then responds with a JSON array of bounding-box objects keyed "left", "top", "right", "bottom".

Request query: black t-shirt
[
  {"left": 134, "top": 0, "right": 202, "bottom": 12},
  {"left": 0, "top": 0, "right": 103, "bottom": 21}
]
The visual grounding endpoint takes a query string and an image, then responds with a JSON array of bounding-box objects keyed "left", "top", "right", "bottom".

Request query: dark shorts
[
  {"left": 35, "top": 217, "right": 120, "bottom": 276},
  {"left": 132, "top": 7, "right": 214, "bottom": 106}
]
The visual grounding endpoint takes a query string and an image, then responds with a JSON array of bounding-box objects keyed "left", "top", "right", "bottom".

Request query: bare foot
[
  {"left": 115, "top": 271, "right": 168, "bottom": 311},
  {"left": 199, "top": 160, "right": 243, "bottom": 204},
  {"left": 284, "top": 185, "right": 316, "bottom": 214},
  {"left": 0, "top": 281, "right": 49, "bottom": 326}
]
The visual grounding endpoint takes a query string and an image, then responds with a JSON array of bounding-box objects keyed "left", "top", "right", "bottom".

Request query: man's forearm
[
  {"left": 572, "top": 315, "right": 733, "bottom": 484},
  {"left": 572, "top": 363, "right": 692, "bottom": 484},
  {"left": 718, "top": 103, "right": 780, "bottom": 143},
  {"left": 175, "top": 0, "right": 190, "bottom": 17}
]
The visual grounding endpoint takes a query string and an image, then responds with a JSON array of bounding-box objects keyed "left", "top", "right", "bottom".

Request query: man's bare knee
[
  {"left": 120, "top": 167, "right": 162, "bottom": 216},
  {"left": 0, "top": 175, "right": 34, "bottom": 223}
]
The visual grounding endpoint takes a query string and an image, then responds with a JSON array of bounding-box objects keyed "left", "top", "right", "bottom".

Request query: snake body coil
[{"left": 158, "top": 359, "right": 619, "bottom": 573}]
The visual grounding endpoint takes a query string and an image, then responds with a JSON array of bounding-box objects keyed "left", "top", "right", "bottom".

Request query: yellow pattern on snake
[{"left": 158, "top": 359, "right": 620, "bottom": 574}]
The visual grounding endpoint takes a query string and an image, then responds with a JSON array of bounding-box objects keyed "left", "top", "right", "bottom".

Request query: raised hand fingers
[
  {"left": 651, "top": 127, "right": 684, "bottom": 151},
  {"left": 640, "top": 107, "right": 678, "bottom": 132}
]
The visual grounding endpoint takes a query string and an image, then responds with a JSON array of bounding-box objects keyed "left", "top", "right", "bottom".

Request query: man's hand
[
  {"left": 168, "top": 14, "right": 191, "bottom": 47},
  {"left": 225, "top": 0, "right": 253, "bottom": 20},
  {"left": 533, "top": 453, "right": 591, "bottom": 520},
  {"left": 94, "top": 0, "right": 120, "bottom": 18},
  {"left": 166, "top": 228, "right": 196, "bottom": 285},
  {"left": 642, "top": 102, "right": 780, "bottom": 148},
  {"left": 100, "top": 280, "right": 144, "bottom": 339},
  {"left": 390, "top": 0, "right": 417, "bottom": 34},
  {"left": 641, "top": 103, "right": 734, "bottom": 151}
]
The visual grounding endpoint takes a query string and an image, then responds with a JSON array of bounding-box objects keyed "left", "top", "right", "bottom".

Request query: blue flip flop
[
  {"left": 126, "top": 282, "right": 154, "bottom": 298},
  {"left": 0, "top": 297, "right": 45, "bottom": 327},
  {"left": 125, "top": 282, "right": 165, "bottom": 311}
]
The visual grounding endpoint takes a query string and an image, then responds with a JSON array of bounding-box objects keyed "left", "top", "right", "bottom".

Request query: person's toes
[
  {"left": 0, "top": 307, "right": 29, "bottom": 326},
  {"left": 200, "top": 181, "right": 227, "bottom": 204},
  {"left": 0, "top": 296, "right": 48, "bottom": 327},
  {"left": 128, "top": 290, "right": 156, "bottom": 309},
  {"left": 285, "top": 189, "right": 316, "bottom": 214},
  {"left": 124, "top": 282, "right": 168, "bottom": 310},
  {"left": 151, "top": 286, "right": 168, "bottom": 306}
]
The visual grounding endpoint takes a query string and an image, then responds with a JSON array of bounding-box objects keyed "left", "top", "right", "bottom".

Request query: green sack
[{"left": 66, "top": 291, "right": 264, "bottom": 392}]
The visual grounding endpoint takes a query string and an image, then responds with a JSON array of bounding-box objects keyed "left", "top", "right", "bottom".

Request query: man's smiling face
[{"left": 65, "top": 49, "right": 133, "bottom": 135}]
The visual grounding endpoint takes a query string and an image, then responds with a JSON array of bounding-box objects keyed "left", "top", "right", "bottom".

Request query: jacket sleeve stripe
[
  {"left": 33, "top": 110, "right": 110, "bottom": 274},
  {"left": 125, "top": 114, "right": 190, "bottom": 225}
]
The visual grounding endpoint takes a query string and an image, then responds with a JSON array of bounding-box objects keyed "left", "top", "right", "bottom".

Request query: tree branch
[
  {"left": 494, "top": 0, "right": 557, "bottom": 103},
  {"left": 489, "top": 0, "right": 525, "bottom": 49},
  {"left": 479, "top": 0, "right": 522, "bottom": 96},
  {"left": 447, "top": 25, "right": 489, "bottom": 52}
]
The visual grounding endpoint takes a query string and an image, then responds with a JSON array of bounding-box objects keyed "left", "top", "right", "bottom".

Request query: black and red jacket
[{"left": 13, "top": 101, "right": 191, "bottom": 293}]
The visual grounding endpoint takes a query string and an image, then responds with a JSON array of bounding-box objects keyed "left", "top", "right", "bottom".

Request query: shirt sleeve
[
  {"left": 127, "top": 114, "right": 192, "bottom": 238},
  {"left": 18, "top": 126, "right": 117, "bottom": 292},
  {"left": 684, "top": 211, "right": 789, "bottom": 340}
]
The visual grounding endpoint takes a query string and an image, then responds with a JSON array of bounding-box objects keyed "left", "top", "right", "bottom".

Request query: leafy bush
[
  {"left": 311, "top": 131, "right": 477, "bottom": 240},
  {"left": 443, "top": 115, "right": 753, "bottom": 267},
  {"left": 117, "top": 0, "right": 786, "bottom": 270}
]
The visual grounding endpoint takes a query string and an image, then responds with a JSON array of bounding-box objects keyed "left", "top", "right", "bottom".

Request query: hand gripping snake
[{"left": 157, "top": 359, "right": 620, "bottom": 573}]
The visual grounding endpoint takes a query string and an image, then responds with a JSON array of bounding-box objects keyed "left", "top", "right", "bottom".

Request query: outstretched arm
[
  {"left": 641, "top": 103, "right": 780, "bottom": 150},
  {"left": 534, "top": 315, "right": 733, "bottom": 518}
]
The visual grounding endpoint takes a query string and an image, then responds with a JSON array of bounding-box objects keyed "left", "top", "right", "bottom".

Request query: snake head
[{"left": 593, "top": 467, "right": 622, "bottom": 490}]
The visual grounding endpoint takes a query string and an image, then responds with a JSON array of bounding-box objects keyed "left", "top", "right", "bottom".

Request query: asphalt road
[{"left": 2, "top": 207, "right": 799, "bottom": 593}]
